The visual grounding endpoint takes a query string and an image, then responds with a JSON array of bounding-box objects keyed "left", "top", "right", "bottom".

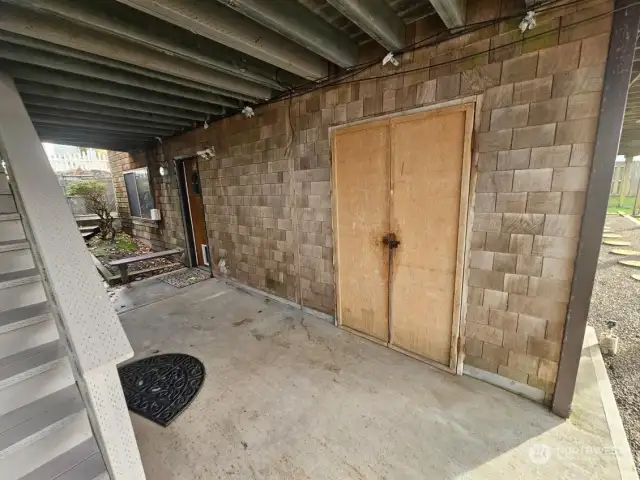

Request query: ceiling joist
[{"left": 116, "top": 0, "right": 329, "bottom": 80}]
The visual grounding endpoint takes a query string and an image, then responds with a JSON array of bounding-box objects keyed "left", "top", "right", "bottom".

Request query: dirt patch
[
  {"left": 88, "top": 233, "right": 181, "bottom": 282},
  {"left": 588, "top": 214, "right": 640, "bottom": 473}
]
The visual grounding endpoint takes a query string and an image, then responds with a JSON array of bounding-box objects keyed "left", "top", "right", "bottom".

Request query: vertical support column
[
  {"left": 634, "top": 161, "right": 640, "bottom": 215},
  {"left": 0, "top": 73, "right": 146, "bottom": 479},
  {"left": 618, "top": 154, "right": 634, "bottom": 207},
  {"left": 553, "top": 0, "right": 640, "bottom": 418}
]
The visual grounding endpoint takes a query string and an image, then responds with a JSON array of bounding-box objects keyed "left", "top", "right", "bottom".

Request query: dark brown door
[{"left": 183, "top": 157, "right": 208, "bottom": 266}]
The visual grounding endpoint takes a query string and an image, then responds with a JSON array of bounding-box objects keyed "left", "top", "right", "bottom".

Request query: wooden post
[
  {"left": 634, "top": 160, "right": 640, "bottom": 216},
  {"left": 118, "top": 264, "right": 129, "bottom": 284},
  {"left": 618, "top": 154, "right": 633, "bottom": 207}
]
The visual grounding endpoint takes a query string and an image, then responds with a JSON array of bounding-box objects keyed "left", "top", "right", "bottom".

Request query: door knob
[{"left": 382, "top": 233, "right": 400, "bottom": 249}]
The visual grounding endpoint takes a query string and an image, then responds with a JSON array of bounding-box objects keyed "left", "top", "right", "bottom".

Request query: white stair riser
[
  {"left": 0, "top": 176, "right": 9, "bottom": 195},
  {"left": 0, "top": 360, "right": 74, "bottom": 415},
  {"left": 0, "top": 319, "right": 58, "bottom": 360},
  {"left": 0, "top": 195, "right": 16, "bottom": 214},
  {"left": 0, "top": 281, "right": 46, "bottom": 313},
  {"left": 0, "top": 249, "right": 35, "bottom": 275},
  {"left": 0, "top": 219, "right": 25, "bottom": 243},
  {"left": 0, "top": 411, "right": 92, "bottom": 480}
]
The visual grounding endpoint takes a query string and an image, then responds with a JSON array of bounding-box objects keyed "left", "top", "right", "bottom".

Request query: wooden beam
[
  {"left": 326, "top": 0, "right": 406, "bottom": 51},
  {"left": 428, "top": 0, "right": 466, "bottom": 28},
  {"left": 552, "top": 0, "right": 640, "bottom": 418}
]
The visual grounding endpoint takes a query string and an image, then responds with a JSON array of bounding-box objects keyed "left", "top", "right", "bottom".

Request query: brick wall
[
  {"left": 109, "top": 149, "right": 186, "bottom": 252},
  {"left": 109, "top": 0, "right": 613, "bottom": 403}
]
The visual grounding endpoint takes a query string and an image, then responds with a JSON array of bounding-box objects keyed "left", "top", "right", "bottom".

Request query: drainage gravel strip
[{"left": 588, "top": 214, "right": 640, "bottom": 474}]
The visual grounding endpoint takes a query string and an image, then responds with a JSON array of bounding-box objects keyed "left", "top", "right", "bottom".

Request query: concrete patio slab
[{"left": 117, "top": 277, "right": 631, "bottom": 479}]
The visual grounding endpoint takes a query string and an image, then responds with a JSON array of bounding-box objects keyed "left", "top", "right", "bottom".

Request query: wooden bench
[{"left": 109, "top": 248, "right": 182, "bottom": 284}]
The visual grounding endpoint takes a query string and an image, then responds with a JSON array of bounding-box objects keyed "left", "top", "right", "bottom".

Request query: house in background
[
  {"left": 43, "top": 144, "right": 110, "bottom": 174},
  {"left": 0, "top": 0, "right": 637, "bottom": 478}
]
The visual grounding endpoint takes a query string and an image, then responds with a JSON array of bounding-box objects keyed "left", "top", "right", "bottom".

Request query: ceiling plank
[
  {"left": 2, "top": 62, "right": 224, "bottom": 115},
  {"left": 0, "top": 43, "right": 240, "bottom": 108},
  {"left": 26, "top": 105, "right": 188, "bottom": 131},
  {"left": 216, "top": 0, "right": 358, "bottom": 67},
  {"left": 0, "top": 31, "right": 257, "bottom": 103},
  {"left": 7, "top": 0, "right": 293, "bottom": 92},
  {"left": 117, "top": 0, "right": 329, "bottom": 79},
  {"left": 428, "top": 0, "right": 466, "bottom": 29},
  {"left": 0, "top": 2, "right": 272, "bottom": 99},
  {"left": 29, "top": 114, "right": 176, "bottom": 136},
  {"left": 326, "top": 0, "right": 405, "bottom": 51},
  {"left": 21, "top": 95, "right": 193, "bottom": 127},
  {"left": 15, "top": 81, "right": 207, "bottom": 121}
]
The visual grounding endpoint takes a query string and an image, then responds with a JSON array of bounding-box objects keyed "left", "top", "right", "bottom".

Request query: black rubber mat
[{"left": 118, "top": 353, "right": 205, "bottom": 427}]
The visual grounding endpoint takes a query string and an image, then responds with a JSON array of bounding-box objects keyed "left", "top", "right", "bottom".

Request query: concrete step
[
  {"left": 55, "top": 451, "right": 108, "bottom": 480},
  {"left": 0, "top": 385, "right": 83, "bottom": 451},
  {"left": 0, "top": 303, "right": 52, "bottom": 335},
  {"left": 0, "top": 247, "right": 35, "bottom": 275},
  {"left": 0, "top": 268, "right": 40, "bottom": 290},
  {"left": 0, "top": 356, "right": 74, "bottom": 416},
  {"left": 0, "top": 280, "right": 47, "bottom": 314},
  {"left": 0, "top": 173, "right": 9, "bottom": 195},
  {"left": 0, "top": 341, "right": 75, "bottom": 415},
  {"left": 20, "top": 438, "right": 106, "bottom": 480},
  {"left": 0, "top": 269, "right": 46, "bottom": 314},
  {"left": 0, "top": 385, "right": 92, "bottom": 480},
  {"left": 0, "top": 213, "right": 25, "bottom": 243},
  {"left": 0, "top": 213, "right": 20, "bottom": 221},
  {"left": 0, "top": 317, "right": 58, "bottom": 361},
  {"left": 0, "top": 194, "right": 16, "bottom": 214},
  {"left": 0, "top": 303, "right": 57, "bottom": 360},
  {"left": 0, "top": 239, "right": 29, "bottom": 253},
  {"left": 79, "top": 225, "right": 99, "bottom": 232},
  {"left": 0, "top": 341, "right": 68, "bottom": 391}
]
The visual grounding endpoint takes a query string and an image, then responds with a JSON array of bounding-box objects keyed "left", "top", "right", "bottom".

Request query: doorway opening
[{"left": 175, "top": 155, "right": 210, "bottom": 269}]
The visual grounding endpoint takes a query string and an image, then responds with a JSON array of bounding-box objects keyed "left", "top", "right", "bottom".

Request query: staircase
[{"left": 0, "top": 169, "right": 109, "bottom": 479}]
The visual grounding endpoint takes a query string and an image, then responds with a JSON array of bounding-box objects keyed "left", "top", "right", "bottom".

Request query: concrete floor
[{"left": 115, "top": 277, "right": 627, "bottom": 480}]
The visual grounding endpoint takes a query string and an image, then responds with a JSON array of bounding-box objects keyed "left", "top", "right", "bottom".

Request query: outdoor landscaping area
[
  {"left": 607, "top": 196, "right": 637, "bottom": 215},
  {"left": 87, "top": 232, "right": 182, "bottom": 284},
  {"left": 588, "top": 214, "right": 640, "bottom": 473}
]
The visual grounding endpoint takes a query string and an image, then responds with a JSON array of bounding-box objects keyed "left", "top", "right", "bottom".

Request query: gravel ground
[{"left": 588, "top": 214, "right": 640, "bottom": 473}]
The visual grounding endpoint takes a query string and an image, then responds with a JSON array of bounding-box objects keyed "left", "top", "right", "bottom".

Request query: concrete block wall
[{"left": 108, "top": 0, "right": 613, "bottom": 402}]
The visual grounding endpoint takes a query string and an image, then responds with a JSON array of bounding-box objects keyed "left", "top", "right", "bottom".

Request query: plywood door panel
[
  {"left": 184, "top": 157, "right": 208, "bottom": 266},
  {"left": 333, "top": 121, "right": 390, "bottom": 342},
  {"left": 389, "top": 107, "right": 470, "bottom": 366}
]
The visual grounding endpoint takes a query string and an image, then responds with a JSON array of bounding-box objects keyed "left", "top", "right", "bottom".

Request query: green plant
[{"left": 67, "top": 180, "right": 117, "bottom": 241}]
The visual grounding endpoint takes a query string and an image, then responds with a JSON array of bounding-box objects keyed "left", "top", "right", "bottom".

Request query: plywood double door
[{"left": 332, "top": 105, "right": 474, "bottom": 371}]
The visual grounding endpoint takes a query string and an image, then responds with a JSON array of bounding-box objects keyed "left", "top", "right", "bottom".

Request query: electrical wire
[
  {"left": 266, "top": 6, "right": 616, "bottom": 107},
  {"left": 205, "top": 0, "right": 633, "bottom": 130}
]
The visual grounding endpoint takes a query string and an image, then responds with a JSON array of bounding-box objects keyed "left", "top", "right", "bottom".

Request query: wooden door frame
[
  {"left": 173, "top": 154, "right": 212, "bottom": 273},
  {"left": 330, "top": 95, "right": 482, "bottom": 375}
]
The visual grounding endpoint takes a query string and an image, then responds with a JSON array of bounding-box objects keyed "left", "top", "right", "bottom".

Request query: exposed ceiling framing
[{"left": 0, "top": 0, "right": 453, "bottom": 151}]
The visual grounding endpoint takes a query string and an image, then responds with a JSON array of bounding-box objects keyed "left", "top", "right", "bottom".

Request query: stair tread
[
  {"left": 18, "top": 438, "right": 100, "bottom": 480},
  {"left": 0, "top": 268, "right": 40, "bottom": 289},
  {"left": 0, "top": 303, "right": 51, "bottom": 334},
  {"left": 0, "top": 239, "right": 29, "bottom": 252},
  {"left": 0, "top": 385, "right": 78, "bottom": 434},
  {"left": 0, "top": 213, "right": 20, "bottom": 221},
  {"left": 55, "top": 451, "right": 107, "bottom": 480},
  {"left": 0, "top": 384, "right": 85, "bottom": 454},
  {"left": 0, "top": 341, "right": 66, "bottom": 388}
]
